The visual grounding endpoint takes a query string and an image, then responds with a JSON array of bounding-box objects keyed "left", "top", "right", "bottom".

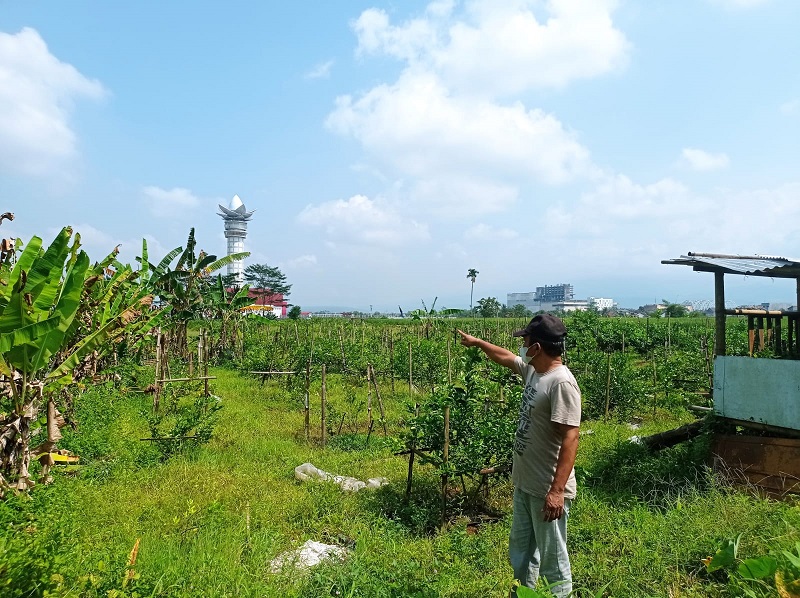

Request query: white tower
[{"left": 217, "top": 194, "right": 254, "bottom": 285}]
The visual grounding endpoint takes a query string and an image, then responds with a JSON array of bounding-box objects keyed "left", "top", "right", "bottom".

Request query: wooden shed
[{"left": 662, "top": 252, "right": 800, "bottom": 495}]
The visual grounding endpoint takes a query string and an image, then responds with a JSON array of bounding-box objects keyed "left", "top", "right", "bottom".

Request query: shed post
[{"left": 714, "top": 272, "right": 726, "bottom": 357}]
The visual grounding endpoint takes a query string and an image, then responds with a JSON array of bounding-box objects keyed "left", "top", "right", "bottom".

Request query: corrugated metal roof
[{"left": 662, "top": 253, "right": 800, "bottom": 279}]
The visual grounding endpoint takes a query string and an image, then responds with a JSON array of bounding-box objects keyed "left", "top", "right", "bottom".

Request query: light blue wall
[{"left": 714, "top": 356, "right": 800, "bottom": 431}]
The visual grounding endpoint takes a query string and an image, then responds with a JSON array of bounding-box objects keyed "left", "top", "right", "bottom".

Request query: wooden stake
[
  {"left": 652, "top": 352, "right": 658, "bottom": 417},
  {"left": 304, "top": 360, "right": 310, "bottom": 441},
  {"left": 604, "top": 352, "right": 611, "bottom": 422},
  {"left": 203, "top": 329, "right": 209, "bottom": 397},
  {"left": 369, "top": 364, "right": 388, "bottom": 436},
  {"left": 405, "top": 402, "right": 420, "bottom": 501},
  {"left": 441, "top": 405, "right": 450, "bottom": 528},
  {"left": 389, "top": 331, "right": 395, "bottom": 394},
  {"left": 338, "top": 326, "right": 347, "bottom": 371},
  {"left": 321, "top": 364, "right": 327, "bottom": 447},
  {"left": 714, "top": 271, "right": 726, "bottom": 357},
  {"left": 367, "top": 366, "right": 373, "bottom": 431},
  {"left": 447, "top": 335, "right": 452, "bottom": 385},
  {"left": 408, "top": 341, "right": 413, "bottom": 396},
  {"left": 154, "top": 328, "right": 162, "bottom": 413}
]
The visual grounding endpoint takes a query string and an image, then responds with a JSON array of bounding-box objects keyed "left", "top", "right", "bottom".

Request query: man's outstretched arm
[{"left": 456, "top": 329, "right": 518, "bottom": 370}]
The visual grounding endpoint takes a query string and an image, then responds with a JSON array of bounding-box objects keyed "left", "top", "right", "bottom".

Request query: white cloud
[
  {"left": 297, "top": 194, "right": 429, "bottom": 247},
  {"left": 0, "top": 28, "right": 107, "bottom": 177},
  {"left": 407, "top": 175, "right": 519, "bottom": 216},
  {"left": 331, "top": 1, "right": 623, "bottom": 216},
  {"left": 286, "top": 254, "right": 318, "bottom": 269},
  {"left": 353, "top": 0, "right": 630, "bottom": 96},
  {"left": 142, "top": 186, "right": 201, "bottom": 218},
  {"left": 709, "top": 0, "right": 770, "bottom": 8},
  {"left": 780, "top": 99, "right": 800, "bottom": 115},
  {"left": 538, "top": 176, "right": 800, "bottom": 276},
  {"left": 463, "top": 223, "right": 519, "bottom": 241},
  {"left": 680, "top": 148, "right": 730, "bottom": 171},
  {"left": 327, "top": 69, "right": 595, "bottom": 214},
  {"left": 305, "top": 59, "right": 334, "bottom": 79}
]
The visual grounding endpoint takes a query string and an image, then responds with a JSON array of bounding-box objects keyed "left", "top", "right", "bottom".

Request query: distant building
[
  {"left": 217, "top": 194, "right": 254, "bottom": 286},
  {"left": 553, "top": 299, "right": 589, "bottom": 312},
  {"left": 639, "top": 303, "right": 666, "bottom": 315},
  {"left": 536, "top": 284, "right": 574, "bottom": 302},
  {"left": 508, "top": 284, "right": 614, "bottom": 313},
  {"left": 589, "top": 297, "right": 616, "bottom": 311},
  {"left": 507, "top": 292, "right": 538, "bottom": 310},
  {"left": 508, "top": 283, "right": 574, "bottom": 311},
  {"left": 240, "top": 288, "right": 288, "bottom": 318}
]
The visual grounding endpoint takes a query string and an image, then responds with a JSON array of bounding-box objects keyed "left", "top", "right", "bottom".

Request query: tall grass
[{"left": 2, "top": 365, "right": 798, "bottom": 597}]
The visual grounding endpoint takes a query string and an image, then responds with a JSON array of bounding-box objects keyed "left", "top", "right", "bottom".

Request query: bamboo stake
[
  {"left": 447, "top": 335, "right": 452, "bottom": 385},
  {"left": 405, "top": 402, "right": 420, "bottom": 501},
  {"left": 369, "top": 364, "right": 388, "bottom": 436},
  {"left": 203, "top": 329, "right": 210, "bottom": 397},
  {"left": 367, "top": 366, "right": 373, "bottom": 431},
  {"left": 441, "top": 405, "right": 450, "bottom": 528},
  {"left": 157, "top": 376, "right": 216, "bottom": 383},
  {"left": 321, "top": 364, "right": 327, "bottom": 447},
  {"left": 389, "top": 331, "right": 395, "bottom": 394},
  {"left": 163, "top": 331, "right": 171, "bottom": 383},
  {"left": 408, "top": 341, "right": 413, "bottom": 396},
  {"left": 604, "top": 352, "right": 611, "bottom": 422},
  {"left": 338, "top": 326, "right": 347, "bottom": 371},
  {"left": 652, "top": 352, "right": 658, "bottom": 416},
  {"left": 667, "top": 315, "right": 671, "bottom": 355},
  {"left": 304, "top": 360, "right": 310, "bottom": 441},
  {"left": 154, "top": 328, "right": 162, "bottom": 413}
]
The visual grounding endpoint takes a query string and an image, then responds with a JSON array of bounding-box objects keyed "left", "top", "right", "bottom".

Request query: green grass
[{"left": 2, "top": 367, "right": 799, "bottom": 597}]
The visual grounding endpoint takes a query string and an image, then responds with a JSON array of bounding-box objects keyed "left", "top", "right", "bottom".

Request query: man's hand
[
  {"left": 542, "top": 489, "right": 565, "bottom": 522},
  {"left": 456, "top": 329, "right": 479, "bottom": 347}
]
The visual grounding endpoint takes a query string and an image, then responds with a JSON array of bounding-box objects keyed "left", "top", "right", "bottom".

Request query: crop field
[{"left": 3, "top": 295, "right": 800, "bottom": 597}]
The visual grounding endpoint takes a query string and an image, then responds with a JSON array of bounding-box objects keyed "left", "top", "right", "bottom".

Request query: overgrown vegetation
[{"left": 1, "top": 228, "right": 798, "bottom": 596}]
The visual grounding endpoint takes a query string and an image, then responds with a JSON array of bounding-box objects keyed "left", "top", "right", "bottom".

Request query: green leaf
[
  {"left": 782, "top": 543, "right": 800, "bottom": 572},
  {"left": 737, "top": 556, "right": 777, "bottom": 580},
  {"left": 0, "top": 235, "right": 42, "bottom": 309},
  {"left": 0, "top": 316, "right": 60, "bottom": 353},
  {"left": 704, "top": 535, "right": 740, "bottom": 572},
  {"left": 203, "top": 252, "right": 250, "bottom": 274},
  {"left": 154, "top": 246, "right": 182, "bottom": 273}
]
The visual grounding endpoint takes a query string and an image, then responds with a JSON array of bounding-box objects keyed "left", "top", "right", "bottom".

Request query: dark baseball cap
[{"left": 512, "top": 314, "right": 567, "bottom": 343}]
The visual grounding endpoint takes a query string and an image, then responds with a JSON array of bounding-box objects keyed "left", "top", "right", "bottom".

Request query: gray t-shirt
[{"left": 511, "top": 357, "right": 581, "bottom": 499}]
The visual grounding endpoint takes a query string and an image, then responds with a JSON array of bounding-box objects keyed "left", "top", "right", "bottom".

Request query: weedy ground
[{"left": 1, "top": 367, "right": 798, "bottom": 597}]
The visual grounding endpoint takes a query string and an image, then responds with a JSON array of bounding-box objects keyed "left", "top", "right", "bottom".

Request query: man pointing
[{"left": 457, "top": 314, "right": 581, "bottom": 597}]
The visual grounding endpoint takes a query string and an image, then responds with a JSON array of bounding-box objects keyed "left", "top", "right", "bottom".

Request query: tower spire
[{"left": 217, "top": 195, "right": 254, "bottom": 285}]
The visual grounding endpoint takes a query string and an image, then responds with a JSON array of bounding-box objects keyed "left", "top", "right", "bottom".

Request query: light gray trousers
[{"left": 509, "top": 487, "right": 573, "bottom": 597}]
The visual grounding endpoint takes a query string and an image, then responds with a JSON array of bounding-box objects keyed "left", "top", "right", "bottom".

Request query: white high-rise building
[
  {"left": 589, "top": 297, "right": 616, "bottom": 311},
  {"left": 217, "top": 195, "right": 254, "bottom": 285}
]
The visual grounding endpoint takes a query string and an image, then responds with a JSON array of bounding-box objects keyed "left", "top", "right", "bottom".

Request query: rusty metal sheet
[{"left": 712, "top": 434, "right": 800, "bottom": 496}]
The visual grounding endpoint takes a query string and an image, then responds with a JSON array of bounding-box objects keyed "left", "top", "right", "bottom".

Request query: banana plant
[
  {"left": 409, "top": 297, "right": 461, "bottom": 339},
  {"left": 204, "top": 274, "right": 253, "bottom": 359},
  {"left": 141, "top": 228, "right": 249, "bottom": 356},
  {"left": 0, "top": 228, "right": 161, "bottom": 493}
]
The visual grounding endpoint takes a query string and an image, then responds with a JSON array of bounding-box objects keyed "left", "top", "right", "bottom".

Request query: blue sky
[{"left": 2, "top": 0, "right": 799, "bottom": 311}]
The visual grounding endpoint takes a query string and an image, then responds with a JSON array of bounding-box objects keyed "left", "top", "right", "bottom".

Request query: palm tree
[{"left": 466, "top": 268, "right": 479, "bottom": 312}]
